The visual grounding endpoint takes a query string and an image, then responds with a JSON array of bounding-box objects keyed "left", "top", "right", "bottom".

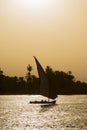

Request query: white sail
[{"left": 34, "top": 56, "right": 49, "bottom": 98}]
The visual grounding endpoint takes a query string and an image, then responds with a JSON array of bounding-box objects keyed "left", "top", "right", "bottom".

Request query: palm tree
[
  {"left": 27, "top": 64, "right": 32, "bottom": 75},
  {"left": 26, "top": 64, "right": 33, "bottom": 82}
]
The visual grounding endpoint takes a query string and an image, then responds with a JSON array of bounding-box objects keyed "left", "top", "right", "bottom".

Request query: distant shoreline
[{"left": 0, "top": 93, "right": 87, "bottom": 95}]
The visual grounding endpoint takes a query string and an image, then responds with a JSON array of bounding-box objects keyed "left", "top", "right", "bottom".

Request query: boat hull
[{"left": 29, "top": 100, "right": 56, "bottom": 104}]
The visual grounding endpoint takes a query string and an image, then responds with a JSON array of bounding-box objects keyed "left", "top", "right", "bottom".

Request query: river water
[{"left": 0, "top": 95, "right": 87, "bottom": 130}]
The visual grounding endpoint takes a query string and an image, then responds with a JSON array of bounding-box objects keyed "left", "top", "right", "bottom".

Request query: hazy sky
[{"left": 0, "top": 0, "right": 87, "bottom": 82}]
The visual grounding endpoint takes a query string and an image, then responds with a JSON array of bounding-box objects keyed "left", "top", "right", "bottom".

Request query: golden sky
[{"left": 0, "top": 0, "right": 87, "bottom": 82}]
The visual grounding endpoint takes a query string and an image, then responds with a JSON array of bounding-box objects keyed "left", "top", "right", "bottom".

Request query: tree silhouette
[
  {"left": 25, "top": 64, "right": 33, "bottom": 91},
  {"left": 0, "top": 68, "right": 3, "bottom": 75},
  {"left": 45, "top": 66, "right": 53, "bottom": 74},
  {"left": 0, "top": 65, "right": 87, "bottom": 95},
  {"left": 0, "top": 68, "right": 4, "bottom": 93},
  {"left": 26, "top": 64, "right": 33, "bottom": 81}
]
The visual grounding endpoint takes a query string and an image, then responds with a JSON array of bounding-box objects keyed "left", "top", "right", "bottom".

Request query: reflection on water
[
  {"left": 40, "top": 103, "right": 56, "bottom": 112},
  {"left": 0, "top": 95, "right": 87, "bottom": 130}
]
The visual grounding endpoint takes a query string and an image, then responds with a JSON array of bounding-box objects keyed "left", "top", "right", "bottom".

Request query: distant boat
[{"left": 30, "top": 56, "right": 57, "bottom": 104}]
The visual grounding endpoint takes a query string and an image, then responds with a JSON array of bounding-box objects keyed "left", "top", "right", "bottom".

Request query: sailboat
[{"left": 30, "top": 56, "right": 57, "bottom": 104}]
